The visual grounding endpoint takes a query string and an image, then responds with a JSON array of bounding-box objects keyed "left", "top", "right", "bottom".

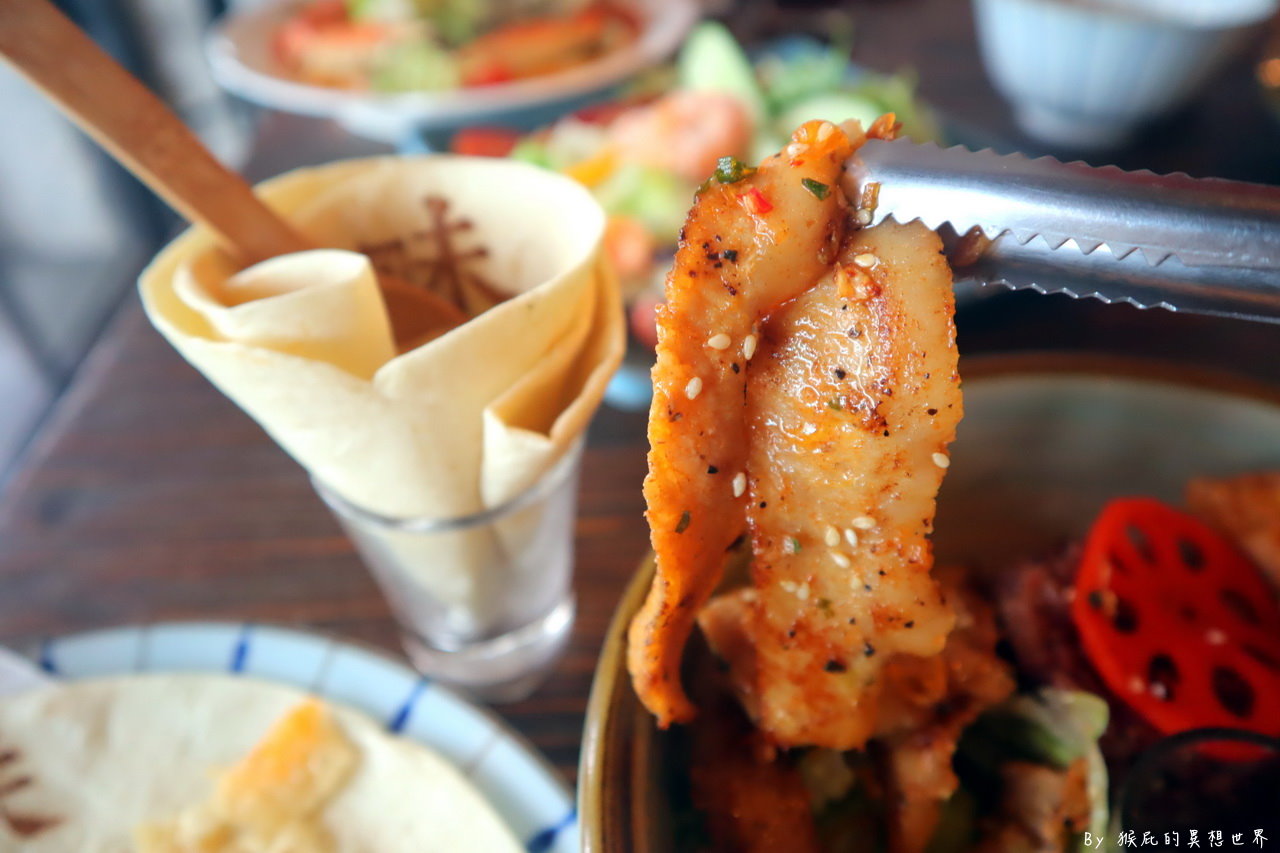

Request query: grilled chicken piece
[
  {"left": 731, "top": 218, "right": 961, "bottom": 748},
  {"left": 630, "top": 118, "right": 962, "bottom": 745},
  {"left": 628, "top": 120, "right": 861, "bottom": 727},
  {"left": 695, "top": 219, "right": 963, "bottom": 749}
]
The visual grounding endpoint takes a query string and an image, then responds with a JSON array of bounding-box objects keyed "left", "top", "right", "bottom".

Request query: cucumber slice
[
  {"left": 677, "top": 22, "right": 767, "bottom": 122},
  {"left": 776, "top": 92, "right": 883, "bottom": 137}
]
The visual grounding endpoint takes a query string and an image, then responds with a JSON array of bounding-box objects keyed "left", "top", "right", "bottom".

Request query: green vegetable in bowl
[
  {"left": 959, "top": 688, "right": 1111, "bottom": 843},
  {"left": 962, "top": 689, "right": 1108, "bottom": 770},
  {"left": 770, "top": 64, "right": 941, "bottom": 145}
]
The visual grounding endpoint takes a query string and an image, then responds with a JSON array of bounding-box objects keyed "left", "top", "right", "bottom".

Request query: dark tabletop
[{"left": 1, "top": 0, "right": 1279, "bottom": 786}]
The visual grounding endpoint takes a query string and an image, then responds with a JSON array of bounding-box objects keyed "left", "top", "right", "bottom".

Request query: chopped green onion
[
  {"left": 802, "top": 177, "right": 830, "bottom": 200},
  {"left": 713, "top": 156, "right": 754, "bottom": 184},
  {"left": 675, "top": 511, "right": 692, "bottom": 533},
  {"left": 828, "top": 398, "right": 843, "bottom": 411},
  {"left": 787, "top": 536, "right": 802, "bottom": 554}
]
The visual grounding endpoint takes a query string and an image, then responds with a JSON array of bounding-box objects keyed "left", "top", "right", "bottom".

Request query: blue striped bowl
[{"left": 22, "top": 621, "right": 578, "bottom": 853}]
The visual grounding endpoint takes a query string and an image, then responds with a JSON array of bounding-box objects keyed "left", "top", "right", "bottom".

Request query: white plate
[
  {"left": 19, "top": 621, "right": 578, "bottom": 853},
  {"left": 206, "top": 0, "right": 698, "bottom": 142}
]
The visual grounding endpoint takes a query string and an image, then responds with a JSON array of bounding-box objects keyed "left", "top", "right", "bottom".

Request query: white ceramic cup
[{"left": 973, "top": 0, "right": 1279, "bottom": 149}]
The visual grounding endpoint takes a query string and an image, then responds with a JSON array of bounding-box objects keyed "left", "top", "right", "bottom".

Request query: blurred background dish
[
  {"left": 457, "top": 24, "right": 941, "bottom": 296},
  {"left": 973, "top": 0, "right": 1280, "bottom": 149},
  {"left": 581, "top": 354, "right": 1280, "bottom": 851},
  {"left": 5, "top": 0, "right": 1279, "bottom": 477},
  {"left": 443, "top": 22, "right": 945, "bottom": 408},
  {"left": 19, "top": 621, "right": 579, "bottom": 852},
  {"left": 206, "top": 0, "right": 697, "bottom": 143},
  {"left": 270, "top": 0, "right": 639, "bottom": 93}
]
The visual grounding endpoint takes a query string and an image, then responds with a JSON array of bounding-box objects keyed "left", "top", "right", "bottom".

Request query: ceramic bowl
[
  {"left": 205, "top": 0, "right": 698, "bottom": 144},
  {"left": 972, "top": 0, "right": 1279, "bottom": 149},
  {"left": 580, "top": 353, "right": 1280, "bottom": 851}
]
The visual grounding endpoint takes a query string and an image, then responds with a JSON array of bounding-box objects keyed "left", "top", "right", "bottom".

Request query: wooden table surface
[{"left": 2, "top": 0, "right": 1280, "bottom": 790}]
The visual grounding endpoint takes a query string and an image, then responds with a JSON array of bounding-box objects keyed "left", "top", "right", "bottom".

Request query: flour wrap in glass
[{"left": 139, "top": 156, "right": 623, "bottom": 651}]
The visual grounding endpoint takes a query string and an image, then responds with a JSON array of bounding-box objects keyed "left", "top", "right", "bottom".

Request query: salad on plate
[
  {"left": 274, "top": 0, "right": 639, "bottom": 92},
  {"left": 451, "top": 22, "right": 941, "bottom": 347}
]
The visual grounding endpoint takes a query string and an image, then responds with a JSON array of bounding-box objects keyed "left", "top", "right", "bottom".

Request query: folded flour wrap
[
  {"left": 139, "top": 156, "right": 623, "bottom": 637},
  {"left": 0, "top": 674, "right": 522, "bottom": 851}
]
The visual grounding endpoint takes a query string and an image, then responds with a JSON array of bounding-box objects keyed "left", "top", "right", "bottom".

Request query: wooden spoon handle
[{"left": 0, "top": 0, "right": 311, "bottom": 266}]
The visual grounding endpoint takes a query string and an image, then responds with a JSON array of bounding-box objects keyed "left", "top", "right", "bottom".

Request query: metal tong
[{"left": 843, "top": 139, "right": 1280, "bottom": 324}]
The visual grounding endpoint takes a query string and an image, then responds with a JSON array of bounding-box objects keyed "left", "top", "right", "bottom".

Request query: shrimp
[
  {"left": 630, "top": 118, "right": 963, "bottom": 749},
  {"left": 723, "top": 217, "right": 962, "bottom": 749},
  {"left": 608, "top": 91, "right": 753, "bottom": 183}
]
